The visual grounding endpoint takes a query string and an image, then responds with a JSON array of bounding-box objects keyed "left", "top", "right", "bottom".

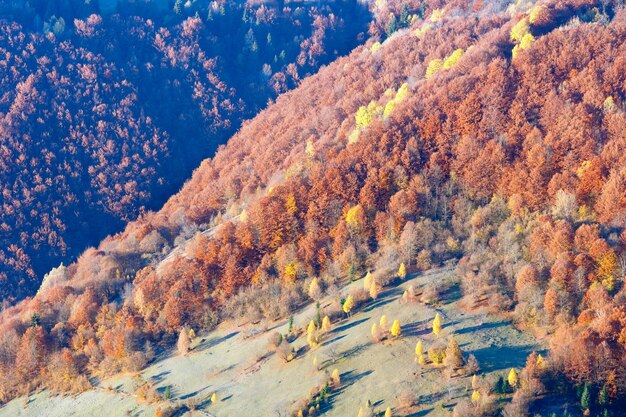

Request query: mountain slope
[
  {"left": 0, "top": 0, "right": 372, "bottom": 301},
  {"left": 0, "top": 0, "right": 625, "bottom": 413}
]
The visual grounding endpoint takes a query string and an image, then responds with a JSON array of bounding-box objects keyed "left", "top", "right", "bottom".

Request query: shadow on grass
[
  {"left": 179, "top": 384, "right": 211, "bottom": 400},
  {"left": 454, "top": 320, "right": 510, "bottom": 335},
  {"left": 150, "top": 370, "right": 171, "bottom": 383},
  {"left": 402, "top": 318, "right": 432, "bottom": 337},
  {"left": 362, "top": 286, "right": 405, "bottom": 313},
  {"left": 319, "top": 369, "right": 374, "bottom": 414},
  {"left": 321, "top": 333, "right": 346, "bottom": 347},
  {"left": 332, "top": 317, "right": 368, "bottom": 334},
  {"left": 438, "top": 282, "right": 462, "bottom": 305},
  {"left": 469, "top": 344, "right": 537, "bottom": 372},
  {"left": 405, "top": 407, "right": 434, "bottom": 416},
  {"left": 196, "top": 331, "right": 239, "bottom": 351}
]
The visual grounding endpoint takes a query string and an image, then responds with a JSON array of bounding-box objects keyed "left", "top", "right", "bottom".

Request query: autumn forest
[{"left": 0, "top": 0, "right": 625, "bottom": 416}]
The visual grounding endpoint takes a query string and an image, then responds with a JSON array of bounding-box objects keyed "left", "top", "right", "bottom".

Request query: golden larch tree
[
  {"left": 369, "top": 281, "right": 379, "bottom": 300},
  {"left": 380, "top": 315, "right": 389, "bottom": 331},
  {"left": 432, "top": 313, "right": 442, "bottom": 335},
  {"left": 390, "top": 320, "right": 401, "bottom": 338},
  {"left": 363, "top": 271, "right": 373, "bottom": 290},
  {"left": 322, "top": 316, "right": 332, "bottom": 332},
  {"left": 343, "top": 295, "right": 354, "bottom": 315},
  {"left": 415, "top": 340, "right": 423, "bottom": 356},
  {"left": 508, "top": 368, "right": 518, "bottom": 389},
  {"left": 398, "top": 262, "right": 406, "bottom": 279}
]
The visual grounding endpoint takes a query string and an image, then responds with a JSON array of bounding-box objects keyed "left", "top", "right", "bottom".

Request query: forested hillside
[
  {"left": 0, "top": 0, "right": 372, "bottom": 301},
  {"left": 0, "top": 0, "right": 625, "bottom": 414}
]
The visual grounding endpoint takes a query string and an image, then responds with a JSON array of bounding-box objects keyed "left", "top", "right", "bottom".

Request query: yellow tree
[
  {"left": 398, "top": 262, "right": 407, "bottom": 279},
  {"left": 380, "top": 315, "right": 389, "bottom": 332},
  {"left": 384, "top": 407, "right": 392, "bottom": 417},
  {"left": 321, "top": 316, "right": 332, "bottom": 332},
  {"left": 390, "top": 320, "right": 401, "bottom": 338},
  {"left": 418, "top": 354, "right": 426, "bottom": 365},
  {"left": 415, "top": 340, "right": 423, "bottom": 356},
  {"left": 536, "top": 354, "right": 546, "bottom": 369},
  {"left": 345, "top": 205, "right": 365, "bottom": 231},
  {"left": 369, "top": 281, "right": 380, "bottom": 300},
  {"left": 211, "top": 392, "right": 218, "bottom": 403},
  {"left": 371, "top": 323, "right": 380, "bottom": 342},
  {"left": 331, "top": 368, "right": 341, "bottom": 385},
  {"left": 508, "top": 368, "right": 518, "bottom": 389},
  {"left": 308, "top": 277, "right": 321, "bottom": 300},
  {"left": 432, "top": 313, "right": 442, "bottom": 335},
  {"left": 343, "top": 295, "right": 354, "bottom": 315},
  {"left": 471, "top": 390, "right": 481, "bottom": 403},
  {"left": 363, "top": 271, "right": 373, "bottom": 290},
  {"left": 307, "top": 320, "right": 318, "bottom": 347}
]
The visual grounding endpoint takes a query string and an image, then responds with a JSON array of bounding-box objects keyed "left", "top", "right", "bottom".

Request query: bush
[{"left": 428, "top": 347, "right": 446, "bottom": 365}]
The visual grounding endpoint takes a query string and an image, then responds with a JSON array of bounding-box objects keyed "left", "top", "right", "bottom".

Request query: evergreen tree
[
  {"left": 598, "top": 385, "right": 608, "bottom": 407},
  {"left": 386, "top": 14, "right": 397, "bottom": 37},
  {"left": 580, "top": 383, "right": 591, "bottom": 412},
  {"left": 399, "top": 5, "right": 410, "bottom": 28}
]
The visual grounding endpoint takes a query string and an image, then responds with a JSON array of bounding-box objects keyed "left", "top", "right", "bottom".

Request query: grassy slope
[{"left": 0, "top": 268, "right": 541, "bottom": 417}]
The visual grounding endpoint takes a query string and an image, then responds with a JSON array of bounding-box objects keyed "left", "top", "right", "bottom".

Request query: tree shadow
[
  {"left": 340, "top": 342, "right": 369, "bottom": 359},
  {"left": 320, "top": 369, "right": 374, "bottom": 413},
  {"left": 332, "top": 317, "right": 368, "bottom": 334},
  {"left": 437, "top": 282, "right": 462, "bottom": 305},
  {"left": 179, "top": 384, "right": 211, "bottom": 400},
  {"left": 454, "top": 320, "right": 510, "bottom": 335},
  {"left": 150, "top": 370, "right": 171, "bottom": 383},
  {"left": 196, "top": 331, "right": 239, "bottom": 351},
  {"left": 402, "top": 318, "right": 432, "bottom": 337},
  {"left": 321, "top": 333, "right": 346, "bottom": 347},
  {"left": 405, "top": 408, "right": 434, "bottom": 417},
  {"left": 469, "top": 344, "right": 537, "bottom": 372},
  {"left": 362, "top": 286, "right": 404, "bottom": 313}
]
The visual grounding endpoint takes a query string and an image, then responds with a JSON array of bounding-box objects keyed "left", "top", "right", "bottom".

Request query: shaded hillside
[
  {"left": 0, "top": 0, "right": 373, "bottom": 301},
  {"left": 0, "top": 0, "right": 625, "bottom": 413}
]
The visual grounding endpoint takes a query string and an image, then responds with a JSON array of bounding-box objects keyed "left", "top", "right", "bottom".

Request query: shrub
[{"left": 428, "top": 347, "right": 446, "bottom": 365}]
